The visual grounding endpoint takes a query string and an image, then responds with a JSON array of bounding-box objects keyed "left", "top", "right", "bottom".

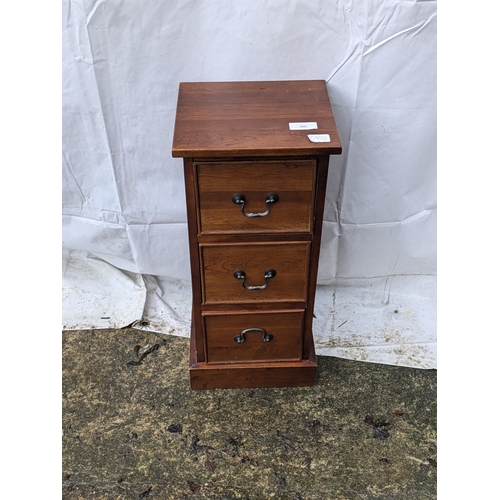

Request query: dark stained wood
[
  {"left": 172, "top": 80, "right": 342, "bottom": 158},
  {"left": 175, "top": 80, "right": 342, "bottom": 389},
  {"left": 200, "top": 242, "right": 310, "bottom": 304},
  {"left": 198, "top": 232, "right": 312, "bottom": 244},
  {"left": 196, "top": 159, "right": 316, "bottom": 234},
  {"left": 203, "top": 310, "right": 304, "bottom": 364},
  {"left": 200, "top": 301, "right": 306, "bottom": 313},
  {"left": 189, "top": 334, "right": 317, "bottom": 390},
  {"left": 183, "top": 159, "right": 205, "bottom": 362},
  {"left": 302, "top": 155, "right": 330, "bottom": 360}
]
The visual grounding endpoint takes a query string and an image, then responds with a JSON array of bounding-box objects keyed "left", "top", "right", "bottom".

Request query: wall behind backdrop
[{"left": 62, "top": 0, "right": 437, "bottom": 368}]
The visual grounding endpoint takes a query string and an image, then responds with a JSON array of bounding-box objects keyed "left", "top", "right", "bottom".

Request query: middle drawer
[{"left": 200, "top": 242, "right": 310, "bottom": 304}]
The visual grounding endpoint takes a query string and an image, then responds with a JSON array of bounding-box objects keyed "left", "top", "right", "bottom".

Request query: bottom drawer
[{"left": 204, "top": 310, "right": 304, "bottom": 364}]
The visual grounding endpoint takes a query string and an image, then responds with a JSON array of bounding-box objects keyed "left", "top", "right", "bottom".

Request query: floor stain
[{"left": 62, "top": 328, "right": 437, "bottom": 499}]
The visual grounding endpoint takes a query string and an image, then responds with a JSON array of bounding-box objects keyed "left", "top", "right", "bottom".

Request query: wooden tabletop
[{"left": 172, "top": 80, "right": 342, "bottom": 158}]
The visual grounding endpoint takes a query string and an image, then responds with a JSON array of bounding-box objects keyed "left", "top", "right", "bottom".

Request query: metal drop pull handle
[
  {"left": 234, "top": 328, "right": 274, "bottom": 344},
  {"left": 233, "top": 269, "right": 277, "bottom": 290},
  {"left": 232, "top": 192, "right": 279, "bottom": 218}
]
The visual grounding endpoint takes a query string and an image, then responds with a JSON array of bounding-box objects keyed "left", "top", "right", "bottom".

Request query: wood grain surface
[
  {"left": 172, "top": 80, "right": 342, "bottom": 157},
  {"left": 200, "top": 242, "right": 310, "bottom": 304},
  {"left": 196, "top": 159, "right": 316, "bottom": 234},
  {"left": 189, "top": 329, "right": 317, "bottom": 389},
  {"left": 174, "top": 81, "right": 343, "bottom": 388},
  {"left": 204, "top": 310, "right": 304, "bottom": 364}
]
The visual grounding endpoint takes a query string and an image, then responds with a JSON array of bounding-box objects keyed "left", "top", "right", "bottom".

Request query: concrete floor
[{"left": 62, "top": 327, "right": 437, "bottom": 499}]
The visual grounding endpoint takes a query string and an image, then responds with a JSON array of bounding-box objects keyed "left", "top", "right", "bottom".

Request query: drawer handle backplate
[
  {"left": 234, "top": 328, "right": 274, "bottom": 344},
  {"left": 231, "top": 192, "right": 279, "bottom": 218},
  {"left": 233, "top": 269, "right": 276, "bottom": 290}
]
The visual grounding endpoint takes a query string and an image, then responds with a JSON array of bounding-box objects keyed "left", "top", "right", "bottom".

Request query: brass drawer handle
[
  {"left": 234, "top": 328, "right": 274, "bottom": 344},
  {"left": 231, "top": 192, "right": 279, "bottom": 218},
  {"left": 233, "top": 269, "right": 276, "bottom": 290}
]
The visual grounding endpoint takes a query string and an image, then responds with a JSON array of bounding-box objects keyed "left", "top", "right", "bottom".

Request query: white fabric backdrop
[{"left": 62, "top": 0, "right": 437, "bottom": 368}]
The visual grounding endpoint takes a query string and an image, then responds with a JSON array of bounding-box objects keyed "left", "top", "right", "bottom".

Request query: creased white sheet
[
  {"left": 62, "top": 0, "right": 437, "bottom": 368},
  {"left": 62, "top": 249, "right": 146, "bottom": 330}
]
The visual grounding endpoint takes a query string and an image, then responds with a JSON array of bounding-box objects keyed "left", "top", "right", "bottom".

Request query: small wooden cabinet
[{"left": 172, "top": 80, "right": 341, "bottom": 389}]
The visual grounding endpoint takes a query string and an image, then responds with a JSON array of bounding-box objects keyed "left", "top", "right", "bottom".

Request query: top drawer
[{"left": 195, "top": 160, "right": 316, "bottom": 234}]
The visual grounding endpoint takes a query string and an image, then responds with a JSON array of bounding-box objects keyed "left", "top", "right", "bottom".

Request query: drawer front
[
  {"left": 201, "top": 242, "right": 310, "bottom": 304},
  {"left": 196, "top": 160, "right": 316, "bottom": 234},
  {"left": 204, "top": 310, "right": 304, "bottom": 364}
]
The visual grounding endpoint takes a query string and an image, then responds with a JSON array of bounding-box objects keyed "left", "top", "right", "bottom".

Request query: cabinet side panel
[
  {"left": 303, "top": 155, "right": 330, "bottom": 359},
  {"left": 183, "top": 158, "right": 205, "bottom": 363}
]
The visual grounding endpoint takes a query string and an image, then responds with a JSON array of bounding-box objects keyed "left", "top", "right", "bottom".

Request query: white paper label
[
  {"left": 289, "top": 122, "right": 318, "bottom": 130},
  {"left": 308, "top": 134, "right": 331, "bottom": 143}
]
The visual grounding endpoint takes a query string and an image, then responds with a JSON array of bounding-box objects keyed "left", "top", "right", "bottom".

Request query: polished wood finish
[
  {"left": 302, "top": 155, "right": 330, "bottom": 360},
  {"left": 183, "top": 161, "right": 205, "bottom": 363},
  {"left": 172, "top": 81, "right": 342, "bottom": 158},
  {"left": 204, "top": 310, "right": 304, "bottom": 364},
  {"left": 189, "top": 328, "right": 317, "bottom": 390},
  {"left": 196, "top": 160, "right": 316, "bottom": 234},
  {"left": 200, "top": 242, "right": 310, "bottom": 304},
  {"left": 173, "top": 80, "right": 341, "bottom": 389}
]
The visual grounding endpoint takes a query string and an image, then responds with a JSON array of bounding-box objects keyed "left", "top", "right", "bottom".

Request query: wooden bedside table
[{"left": 172, "top": 80, "right": 342, "bottom": 389}]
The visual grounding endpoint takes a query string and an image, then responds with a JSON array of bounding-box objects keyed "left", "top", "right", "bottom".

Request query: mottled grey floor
[{"left": 62, "top": 328, "right": 436, "bottom": 499}]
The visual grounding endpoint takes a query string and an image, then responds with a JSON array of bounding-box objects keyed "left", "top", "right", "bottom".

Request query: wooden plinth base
[{"left": 189, "top": 332, "right": 317, "bottom": 390}]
